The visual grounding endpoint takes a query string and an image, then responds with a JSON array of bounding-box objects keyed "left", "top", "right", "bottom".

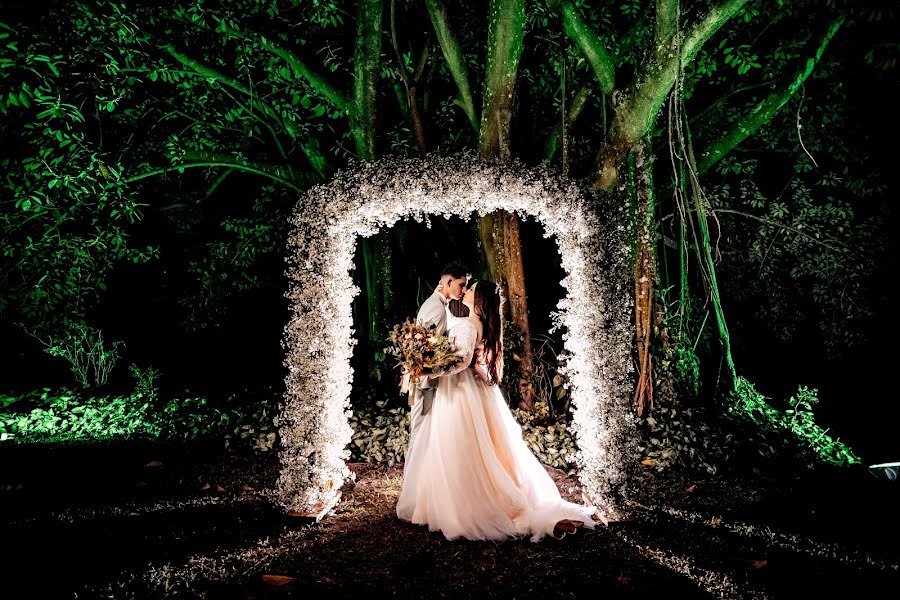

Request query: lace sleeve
[{"left": 432, "top": 320, "right": 477, "bottom": 378}]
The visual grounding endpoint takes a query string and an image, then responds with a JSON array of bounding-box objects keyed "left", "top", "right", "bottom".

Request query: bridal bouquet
[{"left": 385, "top": 318, "right": 462, "bottom": 405}]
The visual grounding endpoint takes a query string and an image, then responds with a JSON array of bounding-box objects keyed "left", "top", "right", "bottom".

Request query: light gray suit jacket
[{"left": 416, "top": 291, "right": 449, "bottom": 390}]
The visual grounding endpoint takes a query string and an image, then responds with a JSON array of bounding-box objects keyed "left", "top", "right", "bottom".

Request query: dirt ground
[{"left": 2, "top": 439, "right": 897, "bottom": 599}]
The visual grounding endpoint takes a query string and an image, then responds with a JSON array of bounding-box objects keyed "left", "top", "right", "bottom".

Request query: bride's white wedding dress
[{"left": 396, "top": 315, "right": 597, "bottom": 542}]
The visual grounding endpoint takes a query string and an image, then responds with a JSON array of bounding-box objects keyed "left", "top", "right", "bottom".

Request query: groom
[{"left": 407, "top": 261, "right": 470, "bottom": 455}]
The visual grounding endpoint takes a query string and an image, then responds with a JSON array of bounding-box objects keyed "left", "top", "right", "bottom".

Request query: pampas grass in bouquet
[{"left": 386, "top": 317, "right": 462, "bottom": 405}]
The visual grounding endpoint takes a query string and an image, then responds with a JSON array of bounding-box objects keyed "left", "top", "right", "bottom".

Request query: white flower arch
[{"left": 276, "top": 153, "right": 638, "bottom": 514}]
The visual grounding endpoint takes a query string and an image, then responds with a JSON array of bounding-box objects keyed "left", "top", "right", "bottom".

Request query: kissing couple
[{"left": 396, "top": 262, "right": 603, "bottom": 542}]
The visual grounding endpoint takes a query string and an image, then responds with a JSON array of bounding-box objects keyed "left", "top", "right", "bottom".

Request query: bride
[{"left": 396, "top": 279, "right": 600, "bottom": 542}]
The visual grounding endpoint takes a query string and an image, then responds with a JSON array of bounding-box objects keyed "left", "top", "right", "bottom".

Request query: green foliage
[
  {"left": 728, "top": 375, "right": 860, "bottom": 466},
  {"left": 0, "top": 389, "right": 164, "bottom": 441},
  {"left": 349, "top": 400, "right": 409, "bottom": 466},
  {"left": 128, "top": 363, "right": 161, "bottom": 401},
  {"left": 509, "top": 405, "right": 579, "bottom": 472},
  {"left": 348, "top": 398, "right": 579, "bottom": 471},
  {"left": 0, "top": 20, "right": 156, "bottom": 335},
  {"left": 179, "top": 187, "right": 289, "bottom": 330},
  {"left": 502, "top": 320, "right": 526, "bottom": 408},
  {"left": 0, "top": 387, "right": 278, "bottom": 450},
  {"left": 718, "top": 39, "right": 762, "bottom": 76},
  {"left": 642, "top": 404, "right": 733, "bottom": 475},
  {"left": 691, "top": 5, "right": 893, "bottom": 361},
  {"left": 223, "top": 400, "right": 278, "bottom": 453},
  {"left": 710, "top": 176, "right": 884, "bottom": 359},
  {"left": 530, "top": 333, "right": 573, "bottom": 419},
  {"left": 27, "top": 323, "right": 123, "bottom": 389},
  {"left": 655, "top": 286, "right": 706, "bottom": 399}
]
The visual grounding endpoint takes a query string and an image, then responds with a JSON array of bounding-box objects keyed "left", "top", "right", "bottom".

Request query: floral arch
[{"left": 275, "top": 153, "right": 638, "bottom": 515}]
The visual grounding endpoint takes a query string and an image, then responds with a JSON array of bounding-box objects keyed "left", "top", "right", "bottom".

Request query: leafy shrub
[
  {"left": 641, "top": 405, "right": 732, "bottom": 475},
  {"left": 26, "top": 323, "right": 123, "bottom": 388},
  {"left": 348, "top": 398, "right": 579, "bottom": 472},
  {"left": 0, "top": 389, "right": 241, "bottom": 444},
  {"left": 510, "top": 403, "right": 579, "bottom": 473},
  {"left": 728, "top": 376, "right": 860, "bottom": 466},
  {"left": 128, "top": 363, "right": 161, "bottom": 401},
  {"left": 0, "top": 389, "right": 161, "bottom": 441},
  {"left": 223, "top": 400, "right": 278, "bottom": 453},
  {"left": 348, "top": 401, "right": 409, "bottom": 466}
]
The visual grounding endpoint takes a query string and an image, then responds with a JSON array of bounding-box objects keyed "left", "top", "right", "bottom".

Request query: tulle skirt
[{"left": 396, "top": 367, "right": 597, "bottom": 542}]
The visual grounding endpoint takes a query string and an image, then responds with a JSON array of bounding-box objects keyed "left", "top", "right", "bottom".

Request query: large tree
[{"left": 0, "top": 0, "right": 878, "bottom": 414}]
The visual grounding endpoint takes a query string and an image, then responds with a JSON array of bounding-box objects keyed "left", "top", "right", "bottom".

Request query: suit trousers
[{"left": 407, "top": 385, "right": 435, "bottom": 460}]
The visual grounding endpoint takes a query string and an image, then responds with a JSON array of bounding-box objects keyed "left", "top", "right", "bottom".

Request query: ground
[{"left": 2, "top": 440, "right": 897, "bottom": 599}]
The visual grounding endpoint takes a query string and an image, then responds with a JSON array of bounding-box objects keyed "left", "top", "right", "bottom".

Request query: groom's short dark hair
[{"left": 441, "top": 261, "right": 470, "bottom": 279}]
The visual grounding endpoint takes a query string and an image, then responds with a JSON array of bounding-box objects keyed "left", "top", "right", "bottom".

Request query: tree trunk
[
  {"left": 477, "top": 0, "right": 534, "bottom": 410},
  {"left": 425, "top": 0, "right": 479, "bottom": 132},
  {"left": 362, "top": 234, "right": 393, "bottom": 347},
  {"left": 628, "top": 143, "right": 657, "bottom": 417},
  {"left": 352, "top": 0, "right": 393, "bottom": 350},
  {"left": 352, "top": 0, "right": 383, "bottom": 162},
  {"left": 478, "top": 211, "right": 533, "bottom": 407}
]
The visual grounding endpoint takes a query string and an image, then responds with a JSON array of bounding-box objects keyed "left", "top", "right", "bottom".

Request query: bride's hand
[{"left": 472, "top": 364, "right": 490, "bottom": 383}]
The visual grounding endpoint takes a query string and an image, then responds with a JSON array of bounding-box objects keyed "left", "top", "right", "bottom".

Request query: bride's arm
[{"left": 427, "top": 322, "right": 477, "bottom": 379}]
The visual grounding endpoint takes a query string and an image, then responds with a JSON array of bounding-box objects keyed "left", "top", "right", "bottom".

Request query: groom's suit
[{"left": 408, "top": 291, "right": 449, "bottom": 456}]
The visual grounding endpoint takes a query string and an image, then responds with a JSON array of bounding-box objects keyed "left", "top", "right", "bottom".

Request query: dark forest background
[{"left": 0, "top": 0, "right": 897, "bottom": 463}]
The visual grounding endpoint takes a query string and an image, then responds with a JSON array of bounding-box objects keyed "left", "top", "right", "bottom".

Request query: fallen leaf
[
  {"left": 744, "top": 559, "right": 768, "bottom": 570},
  {"left": 199, "top": 482, "right": 211, "bottom": 491},
  {"left": 262, "top": 575, "right": 295, "bottom": 586},
  {"left": 144, "top": 460, "right": 163, "bottom": 468},
  {"left": 640, "top": 458, "right": 656, "bottom": 466},
  {"left": 215, "top": 484, "right": 225, "bottom": 493},
  {"left": 686, "top": 484, "right": 698, "bottom": 494},
  {"left": 241, "top": 485, "right": 255, "bottom": 491}
]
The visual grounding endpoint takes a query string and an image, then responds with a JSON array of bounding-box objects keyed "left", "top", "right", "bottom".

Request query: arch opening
[{"left": 276, "top": 154, "right": 637, "bottom": 514}]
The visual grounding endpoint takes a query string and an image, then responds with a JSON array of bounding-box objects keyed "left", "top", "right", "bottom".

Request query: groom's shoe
[{"left": 553, "top": 519, "right": 584, "bottom": 537}]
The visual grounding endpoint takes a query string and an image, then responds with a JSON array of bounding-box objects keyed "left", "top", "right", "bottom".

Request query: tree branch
[
  {"left": 425, "top": 0, "right": 479, "bottom": 132},
  {"left": 655, "top": 0, "right": 679, "bottom": 51},
  {"left": 549, "top": 0, "right": 615, "bottom": 96},
  {"left": 479, "top": 0, "right": 526, "bottom": 157},
  {"left": 391, "top": 0, "right": 429, "bottom": 153},
  {"left": 696, "top": 16, "right": 844, "bottom": 173},
  {"left": 681, "top": 0, "right": 753, "bottom": 65},
  {"left": 121, "top": 155, "right": 306, "bottom": 193},
  {"left": 611, "top": 0, "right": 751, "bottom": 145},
  {"left": 544, "top": 82, "right": 593, "bottom": 161},
  {"left": 352, "top": 0, "right": 384, "bottom": 162},
  {"left": 216, "top": 21, "right": 352, "bottom": 114},
  {"left": 161, "top": 43, "right": 256, "bottom": 98},
  {"left": 160, "top": 41, "right": 332, "bottom": 179},
  {"left": 205, "top": 168, "right": 235, "bottom": 199},
  {"left": 252, "top": 32, "right": 353, "bottom": 115}
]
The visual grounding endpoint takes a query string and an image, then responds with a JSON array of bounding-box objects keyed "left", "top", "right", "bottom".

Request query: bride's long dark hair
[{"left": 472, "top": 280, "right": 504, "bottom": 386}]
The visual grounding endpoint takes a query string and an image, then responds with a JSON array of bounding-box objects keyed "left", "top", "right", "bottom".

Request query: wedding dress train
[{"left": 396, "top": 317, "right": 597, "bottom": 542}]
